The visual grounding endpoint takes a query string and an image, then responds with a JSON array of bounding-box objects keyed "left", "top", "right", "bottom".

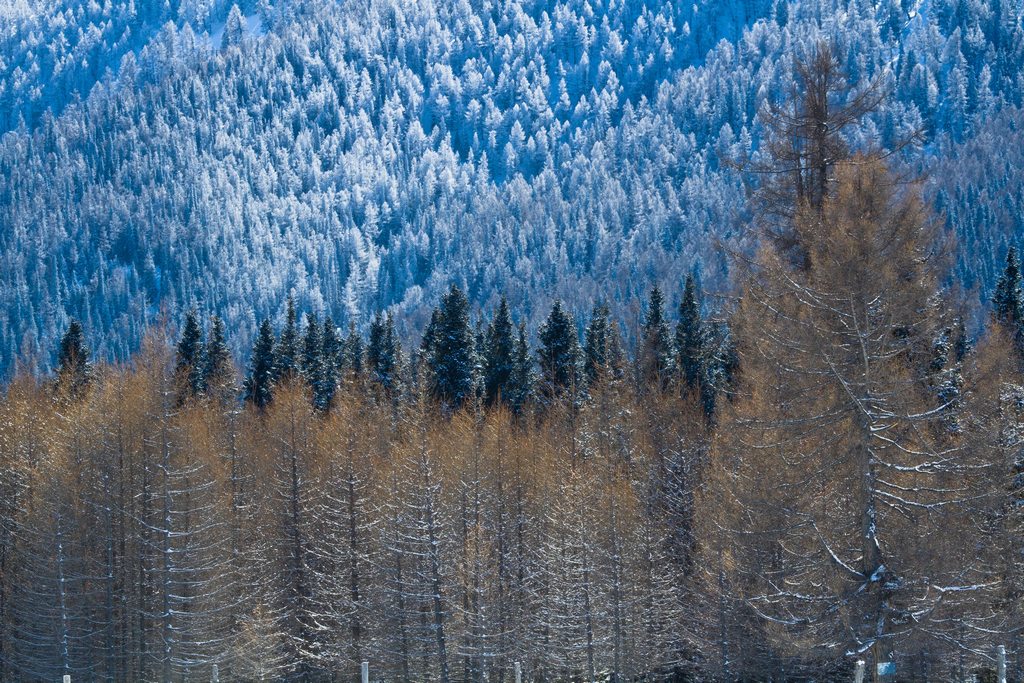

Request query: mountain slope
[{"left": 0, "top": 0, "right": 1020, "bottom": 373}]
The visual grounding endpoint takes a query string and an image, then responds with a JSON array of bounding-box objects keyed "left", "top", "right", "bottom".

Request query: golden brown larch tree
[{"left": 708, "top": 157, "right": 1004, "bottom": 679}]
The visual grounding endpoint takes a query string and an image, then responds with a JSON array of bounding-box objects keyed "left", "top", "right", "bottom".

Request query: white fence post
[
  {"left": 211, "top": 663, "right": 219, "bottom": 682},
  {"left": 997, "top": 644, "right": 1007, "bottom": 683},
  {"left": 361, "top": 660, "right": 369, "bottom": 683},
  {"left": 63, "top": 676, "right": 71, "bottom": 683},
  {"left": 514, "top": 661, "right": 522, "bottom": 683},
  {"left": 853, "top": 659, "right": 865, "bottom": 683}
]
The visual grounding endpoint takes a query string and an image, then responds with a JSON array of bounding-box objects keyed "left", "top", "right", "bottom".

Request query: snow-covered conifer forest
[
  {"left": 2, "top": 0, "right": 1024, "bottom": 680},
  {"left": 0, "top": 0, "right": 1022, "bottom": 374}
]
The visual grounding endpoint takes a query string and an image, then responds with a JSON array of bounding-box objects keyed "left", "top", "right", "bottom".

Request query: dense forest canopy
[{"left": 0, "top": 0, "right": 1022, "bottom": 376}]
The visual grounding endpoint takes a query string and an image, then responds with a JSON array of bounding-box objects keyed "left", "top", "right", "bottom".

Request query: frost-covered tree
[{"left": 221, "top": 3, "right": 246, "bottom": 50}]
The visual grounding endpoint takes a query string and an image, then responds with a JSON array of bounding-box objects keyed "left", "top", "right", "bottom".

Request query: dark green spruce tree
[
  {"left": 483, "top": 296, "right": 516, "bottom": 407},
  {"left": 420, "top": 308, "right": 441, "bottom": 360},
  {"left": 175, "top": 309, "right": 206, "bottom": 403},
  {"left": 204, "top": 315, "right": 233, "bottom": 400},
  {"left": 318, "top": 316, "right": 341, "bottom": 410},
  {"left": 507, "top": 323, "right": 533, "bottom": 414},
  {"left": 367, "top": 311, "right": 402, "bottom": 393},
  {"left": 343, "top": 321, "right": 364, "bottom": 381},
  {"left": 55, "top": 319, "right": 92, "bottom": 397},
  {"left": 275, "top": 294, "right": 300, "bottom": 381},
  {"left": 583, "top": 302, "right": 611, "bottom": 385},
  {"left": 537, "top": 300, "right": 581, "bottom": 404},
  {"left": 301, "top": 313, "right": 323, "bottom": 388},
  {"left": 993, "top": 246, "right": 1024, "bottom": 360},
  {"left": 638, "top": 286, "right": 674, "bottom": 391},
  {"left": 428, "top": 284, "right": 476, "bottom": 410},
  {"left": 245, "top": 319, "right": 277, "bottom": 410},
  {"left": 606, "top": 320, "right": 627, "bottom": 382},
  {"left": 676, "top": 274, "right": 715, "bottom": 417},
  {"left": 473, "top": 317, "right": 486, "bottom": 400}
]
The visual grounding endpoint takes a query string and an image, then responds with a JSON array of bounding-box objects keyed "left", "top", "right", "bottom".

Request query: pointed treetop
[
  {"left": 484, "top": 295, "right": 516, "bottom": 407},
  {"left": 175, "top": 308, "right": 206, "bottom": 400},
  {"left": 275, "top": 294, "right": 300, "bottom": 381},
  {"left": 428, "top": 284, "right": 476, "bottom": 409},
  {"left": 994, "top": 246, "right": 1023, "bottom": 328},
  {"left": 537, "top": 299, "right": 581, "bottom": 402},
  {"left": 244, "top": 318, "right": 277, "bottom": 410},
  {"left": 583, "top": 302, "right": 611, "bottom": 385},
  {"left": 639, "top": 286, "right": 674, "bottom": 389},
  {"left": 508, "top": 322, "right": 533, "bottom": 414},
  {"left": 204, "top": 315, "right": 233, "bottom": 398},
  {"left": 56, "top": 319, "right": 92, "bottom": 397}
]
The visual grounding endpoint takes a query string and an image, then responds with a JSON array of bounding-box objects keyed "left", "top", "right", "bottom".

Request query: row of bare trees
[{"left": 0, "top": 334, "right": 710, "bottom": 682}]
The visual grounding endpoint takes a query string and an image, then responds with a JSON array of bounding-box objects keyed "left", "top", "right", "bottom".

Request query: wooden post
[
  {"left": 63, "top": 676, "right": 71, "bottom": 683},
  {"left": 211, "top": 663, "right": 219, "bottom": 682},
  {"left": 997, "top": 645, "right": 1007, "bottom": 683},
  {"left": 853, "top": 659, "right": 865, "bottom": 683},
  {"left": 514, "top": 661, "right": 522, "bottom": 683},
  {"left": 361, "top": 661, "right": 369, "bottom": 683}
]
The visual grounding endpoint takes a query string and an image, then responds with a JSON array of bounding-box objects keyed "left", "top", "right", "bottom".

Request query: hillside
[{"left": 0, "top": 0, "right": 1021, "bottom": 373}]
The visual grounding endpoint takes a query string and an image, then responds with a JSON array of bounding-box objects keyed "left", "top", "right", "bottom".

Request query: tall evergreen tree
[
  {"left": 483, "top": 296, "right": 516, "bottom": 407},
  {"left": 301, "top": 313, "right": 323, "bottom": 388},
  {"left": 415, "top": 309, "right": 442, "bottom": 394},
  {"left": 244, "top": 319, "right": 277, "bottom": 409},
  {"left": 638, "top": 286, "right": 674, "bottom": 390},
  {"left": 606, "top": 320, "right": 627, "bottom": 382},
  {"left": 367, "top": 312, "right": 402, "bottom": 393},
  {"left": 221, "top": 3, "right": 246, "bottom": 49},
  {"left": 275, "top": 294, "right": 300, "bottom": 381},
  {"left": 473, "top": 317, "right": 486, "bottom": 400},
  {"left": 318, "top": 316, "right": 341, "bottom": 410},
  {"left": 175, "top": 309, "right": 206, "bottom": 402},
  {"left": 55, "top": 319, "right": 92, "bottom": 397},
  {"left": 203, "top": 315, "right": 233, "bottom": 398},
  {"left": 537, "top": 300, "right": 581, "bottom": 403},
  {"left": 428, "top": 285, "right": 476, "bottom": 410},
  {"left": 676, "top": 276, "right": 705, "bottom": 389},
  {"left": 420, "top": 309, "right": 441, "bottom": 363},
  {"left": 507, "top": 323, "right": 533, "bottom": 414},
  {"left": 343, "top": 321, "right": 364, "bottom": 380},
  {"left": 676, "top": 274, "right": 718, "bottom": 417},
  {"left": 993, "top": 246, "right": 1024, "bottom": 358},
  {"left": 583, "top": 302, "right": 611, "bottom": 385}
]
